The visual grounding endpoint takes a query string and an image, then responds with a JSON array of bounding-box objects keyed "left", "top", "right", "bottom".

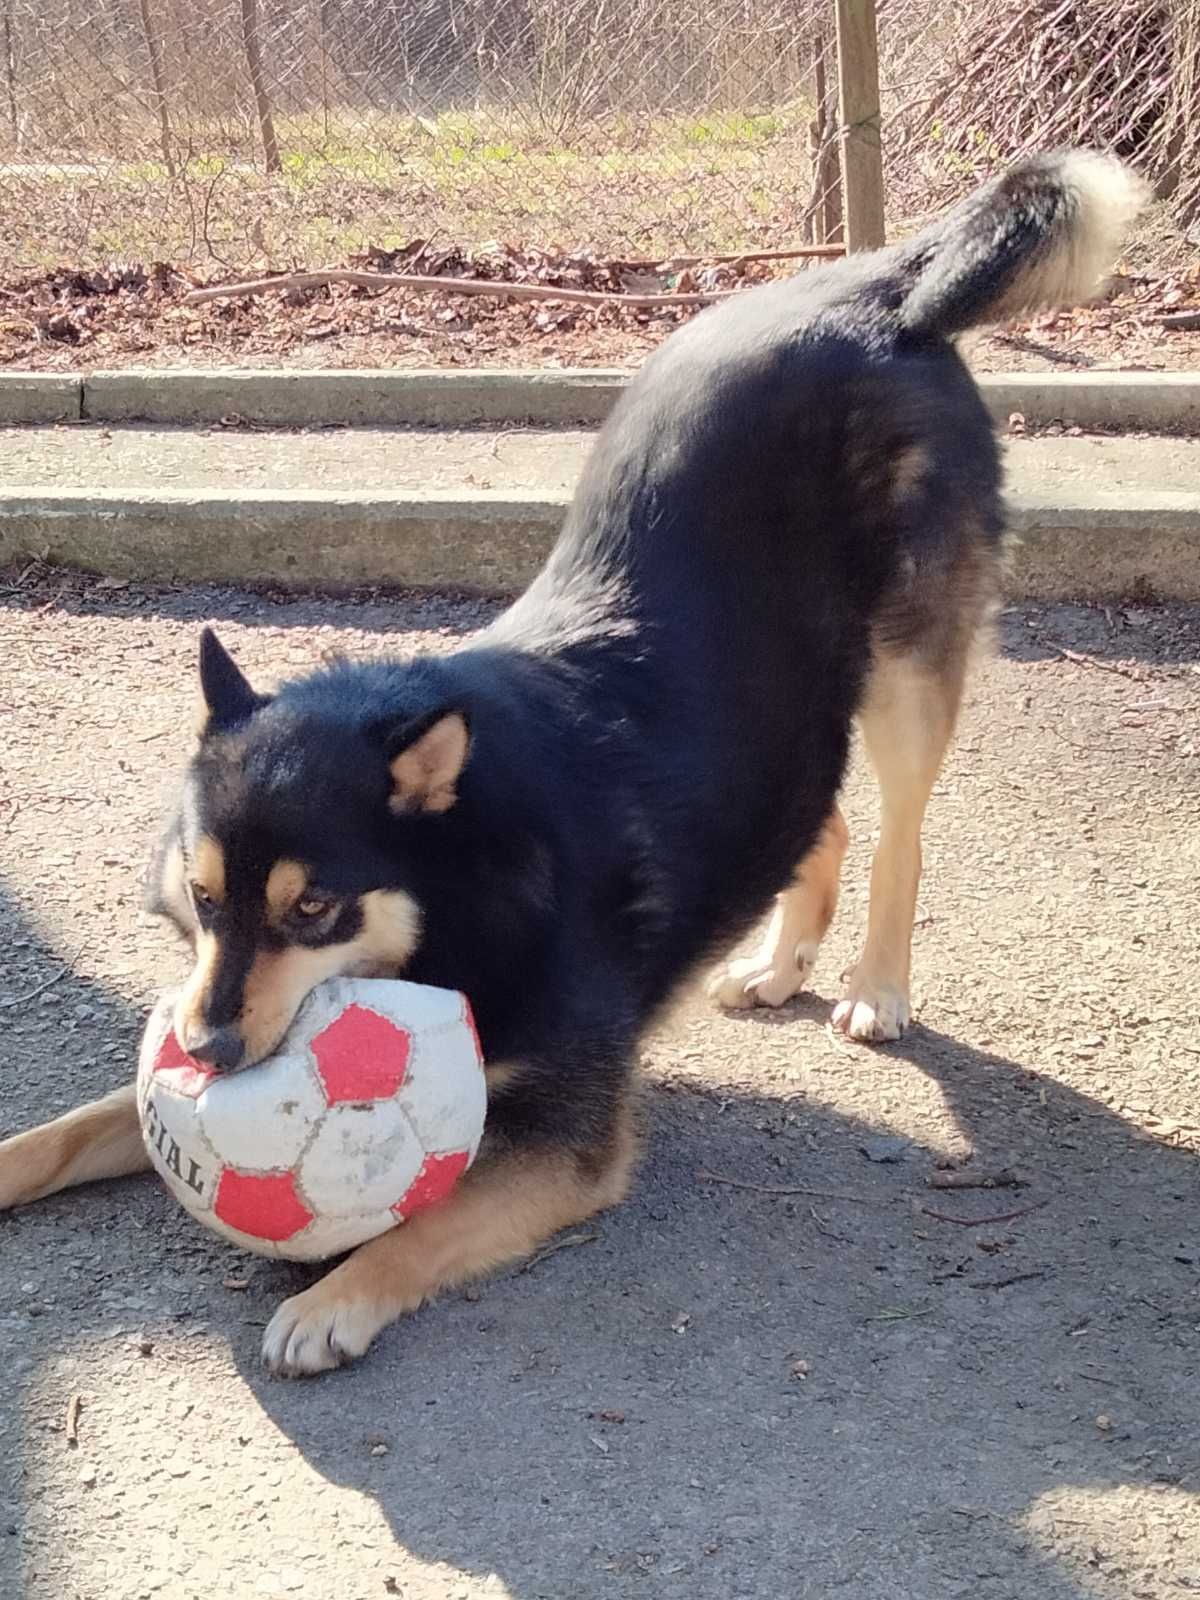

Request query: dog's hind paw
[
  {"left": 707, "top": 941, "right": 819, "bottom": 1010},
  {"left": 262, "top": 1281, "right": 385, "bottom": 1378},
  {"left": 831, "top": 974, "right": 910, "bottom": 1042}
]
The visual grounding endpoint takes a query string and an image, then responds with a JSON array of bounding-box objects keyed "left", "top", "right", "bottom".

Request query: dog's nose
[{"left": 185, "top": 1025, "right": 245, "bottom": 1072}]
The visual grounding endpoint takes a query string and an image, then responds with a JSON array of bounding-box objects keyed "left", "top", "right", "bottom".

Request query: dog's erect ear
[
  {"left": 197, "top": 627, "right": 263, "bottom": 734},
  {"left": 384, "top": 711, "right": 470, "bottom": 815}
]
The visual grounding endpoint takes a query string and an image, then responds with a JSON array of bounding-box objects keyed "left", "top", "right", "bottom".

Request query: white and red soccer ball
[{"left": 136, "top": 978, "right": 487, "bottom": 1261}]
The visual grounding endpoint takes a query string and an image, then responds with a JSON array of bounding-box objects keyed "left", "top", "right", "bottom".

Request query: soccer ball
[{"left": 136, "top": 977, "right": 487, "bottom": 1261}]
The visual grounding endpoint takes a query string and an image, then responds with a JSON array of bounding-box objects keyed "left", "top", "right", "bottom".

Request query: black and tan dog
[{"left": 0, "top": 151, "right": 1142, "bottom": 1375}]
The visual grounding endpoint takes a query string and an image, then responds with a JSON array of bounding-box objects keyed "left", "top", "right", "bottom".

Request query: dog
[{"left": 0, "top": 151, "right": 1143, "bottom": 1376}]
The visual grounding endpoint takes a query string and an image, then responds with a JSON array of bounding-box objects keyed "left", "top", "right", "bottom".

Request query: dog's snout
[{"left": 184, "top": 1024, "right": 245, "bottom": 1072}]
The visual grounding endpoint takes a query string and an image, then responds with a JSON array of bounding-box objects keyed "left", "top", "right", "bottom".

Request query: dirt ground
[
  {"left": 1, "top": 249, "right": 1199, "bottom": 376},
  {"left": 0, "top": 572, "right": 1198, "bottom": 1600}
]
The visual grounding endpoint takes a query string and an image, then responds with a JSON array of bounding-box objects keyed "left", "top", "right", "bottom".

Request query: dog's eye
[
  {"left": 189, "top": 882, "right": 214, "bottom": 909},
  {"left": 296, "top": 896, "right": 333, "bottom": 920}
]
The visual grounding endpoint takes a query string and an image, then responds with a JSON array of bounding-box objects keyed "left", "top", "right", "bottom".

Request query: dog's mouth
[
  {"left": 172, "top": 954, "right": 416, "bottom": 1074},
  {"left": 166, "top": 885, "right": 423, "bottom": 1072},
  {"left": 169, "top": 972, "right": 300, "bottom": 1075}
]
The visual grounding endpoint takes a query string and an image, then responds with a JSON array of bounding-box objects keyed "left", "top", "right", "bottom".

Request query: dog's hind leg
[
  {"left": 833, "top": 650, "right": 965, "bottom": 1042},
  {"left": 0, "top": 1086, "right": 149, "bottom": 1210},
  {"left": 708, "top": 805, "right": 849, "bottom": 1009}
]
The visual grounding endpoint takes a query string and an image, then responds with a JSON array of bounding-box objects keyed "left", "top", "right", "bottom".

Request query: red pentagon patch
[
  {"left": 312, "top": 1004, "right": 411, "bottom": 1104},
  {"left": 153, "top": 1029, "right": 217, "bottom": 1099},
  {"left": 213, "top": 1168, "right": 314, "bottom": 1242},
  {"left": 391, "top": 1149, "right": 470, "bottom": 1222}
]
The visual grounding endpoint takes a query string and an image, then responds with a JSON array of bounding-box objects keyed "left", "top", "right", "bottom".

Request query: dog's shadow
[
  {"left": 2, "top": 886, "right": 1198, "bottom": 1598},
  {"left": 224, "top": 1003, "right": 1199, "bottom": 1599}
]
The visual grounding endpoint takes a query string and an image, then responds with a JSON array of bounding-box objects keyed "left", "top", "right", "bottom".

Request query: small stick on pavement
[
  {"left": 927, "top": 1167, "right": 1023, "bottom": 1191},
  {"left": 490, "top": 428, "right": 527, "bottom": 457},
  {"left": 65, "top": 1393, "right": 82, "bottom": 1447},
  {"left": 698, "top": 1170, "right": 868, "bottom": 1204},
  {"left": 521, "top": 1230, "right": 598, "bottom": 1272},
  {"left": 0, "top": 942, "right": 87, "bottom": 1009},
  {"left": 921, "top": 1200, "right": 1048, "bottom": 1227},
  {"left": 969, "top": 1270, "right": 1049, "bottom": 1291},
  {"left": 1048, "top": 643, "right": 1141, "bottom": 679}
]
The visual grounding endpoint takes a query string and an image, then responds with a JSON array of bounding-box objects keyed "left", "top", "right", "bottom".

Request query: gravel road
[{"left": 1, "top": 571, "right": 1197, "bottom": 1600}]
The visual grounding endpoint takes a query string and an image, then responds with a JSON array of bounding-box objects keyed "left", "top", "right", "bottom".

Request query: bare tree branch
[{"left": 184, "top": 266, "right": 742, "bottom": 307}]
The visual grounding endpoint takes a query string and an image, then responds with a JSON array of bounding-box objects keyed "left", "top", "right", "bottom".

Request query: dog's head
[{"left": 150, "top": 629, "right": 471, "bottom": 1070}]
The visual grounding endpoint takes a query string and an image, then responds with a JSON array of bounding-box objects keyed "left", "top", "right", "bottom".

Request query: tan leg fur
[
  {"left": 707, "top": 806, "right": 849, "bottom": 1009},
  {"left": 832, "top": 652, "right": 964, "bottom": 1042},
  {"left": 0, "top": 1085, "right": 149, "bottom": 1211},
  {"left": 261, "top": 1113, "right": 637, "bottom": 1377}
]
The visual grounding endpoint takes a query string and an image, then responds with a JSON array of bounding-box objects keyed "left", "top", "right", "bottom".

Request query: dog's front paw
[
  {"left": 831, "top": 971, "right": 910, "bottom": 1042},
  {"left": 707, "top": 941, "right": 818, "bottom": 1010},
  {"left": 262, "top": 1281, "right": 385, "bottom": 1378}
]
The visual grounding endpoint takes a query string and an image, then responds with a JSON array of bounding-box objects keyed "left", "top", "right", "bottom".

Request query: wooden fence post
[{"left": 835, "top": 0, "right": 885, "bottom": 250}]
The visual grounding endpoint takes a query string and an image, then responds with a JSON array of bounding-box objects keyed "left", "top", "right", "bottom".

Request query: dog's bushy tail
[{"left": 894, "top": 150, "right": 1147, "bottom": 342}]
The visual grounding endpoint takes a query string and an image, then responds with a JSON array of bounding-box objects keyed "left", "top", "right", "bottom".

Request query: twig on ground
[
  {"left": 808, "top": 1204, "right": 849, "bottom": 1241},
  {"left": 921, "top": 1200, "right": 1048, "bottom": 1227},
  {"left": 185, "top": 267, "right": 738, "bottom": 310},
  {"left": 65, "top": 1393, "right": 82, "bottom": 1446},
  {"left": 201, "top": 170, "right": 235, "bottom": 270},
  {"left": 698, "top": 1169, "right": 868, "bottom": 1204},
  {"left": 521, "top": 1229, "right": 598, "bottom": 1272},
  {"left": 624, "top": 244, "right": 843, "bottom": 268},
  {"left": 403, "top": 231, "right": 442, "bottom": 272},
  {"left": 0, "top": 942, "right": 87, "bottom": 1009},
  {"left": 490, "top": 428, "right": 527, "bottom": 457},
  {"left": 1158, "top": 309, "right": 1200, "bottom": 330},
  {"left": 1049, "top": 643, "right": 1142, "bottom": 678},
  {"left": 927, "top": 1167, "right": 1024, "bottom": 1191},
  {"left": 34, "top": 581, "right": 71, "bottom": 616},
  {"left": 992, "top": 331, "right": 1094, "bottom": 367},
  {"left": 865, "top": 1305, "right": 933, "bottom": 1322},
  {"left": 968, "top": 1270, "right": 1049, "bottom": 1291}
]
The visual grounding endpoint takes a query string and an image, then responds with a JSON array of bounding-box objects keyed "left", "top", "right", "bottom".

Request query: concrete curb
[
  {"left": 2, "top": 485, "right": 1198, "bottom": 601},
  {"left": 80, "top": 368, "right": 630, "bottom": 428},
  {"left": 1, "top": 368, "right": 1199, "bottom": 431},
  {"left": 0, "top": 373, "right": 82, "bottom": 423},
  {"left": 977, "top": 372, "right": 1200, "bottom": 434},
  {"left": 0, "top": 487, "right": 565, "bottom": 594},
  {"left": 1006, "top": 491, "right": 1200, "bottom": 600}
]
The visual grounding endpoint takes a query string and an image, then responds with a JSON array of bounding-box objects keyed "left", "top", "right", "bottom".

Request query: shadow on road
[
  {"left": 4, "top": 568, "right": 1200, "bottom": 673},
  {"left": 1, "top": 886, "right": 1197, "bottom": 1597},
  {"left": 223, "top": 1005, "right": 1198, "bottom": 1598}
]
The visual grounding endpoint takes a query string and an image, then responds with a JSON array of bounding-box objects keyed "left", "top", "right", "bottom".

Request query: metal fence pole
[{"left": 835, "top": 0, "right": 885, "bottom": 250}]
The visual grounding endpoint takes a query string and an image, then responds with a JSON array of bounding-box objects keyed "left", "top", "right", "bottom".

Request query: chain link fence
[
  {"left": 0, "top": 0, "right": 1194, "bottom": 274},
  {"left": 879, "top": 0, "right": 1200, "bottom": 254},
  {"left": 0, "top": 0, "right": 846, "bottom": 270}
]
